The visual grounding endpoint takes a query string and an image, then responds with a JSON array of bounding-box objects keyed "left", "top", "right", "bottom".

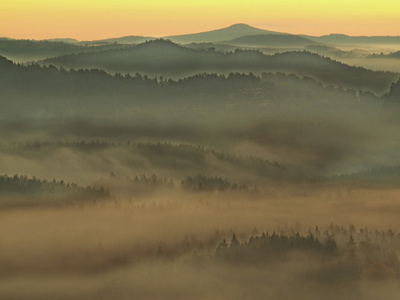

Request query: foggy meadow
[{"left": 1, "top": 23, "right": 400, "bottom": 299}]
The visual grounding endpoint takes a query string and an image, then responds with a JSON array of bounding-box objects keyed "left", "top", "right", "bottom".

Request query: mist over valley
[{"left": 1, "top": 22, "right": 400, "bottom": 299}]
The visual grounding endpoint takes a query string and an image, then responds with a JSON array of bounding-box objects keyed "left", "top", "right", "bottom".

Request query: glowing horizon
[{"left": 1, "top": 0, "right": 400, "bottom": 40}]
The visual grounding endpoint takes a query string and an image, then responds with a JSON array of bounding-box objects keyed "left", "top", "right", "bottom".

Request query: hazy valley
[{"left": 1, "top": 23, "right": 400, "bottom": 299}]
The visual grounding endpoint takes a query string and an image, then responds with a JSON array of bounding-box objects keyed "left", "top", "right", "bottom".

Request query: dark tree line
[
  {"left": 109, "top": 172, "right": 174, "bottom": 188},
  {"left": 0, "top": 174, "right": 109, "bottom": 204},
  {"left": 105, "top": 172, "right": 261, "bottom": 195},
  {"left": 215, "top": 231, "right": 339, "bottom": 264},
  {"left": 214, "top": 225, "right": 400, "bottom": 281},
  {"left": 181, "top": 174, "right": 253, "bottom": 193},
  {"left": 333, "top": 164, "right": 400, "bottom": 185}
]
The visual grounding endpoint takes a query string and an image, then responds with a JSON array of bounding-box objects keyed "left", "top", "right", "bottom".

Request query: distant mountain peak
[
  {"left": 324, "top": 34, "right": 350, "bottom": 38},
  {"left": 227, "top": 23, "right": 253, "bottom": 29},
  {"left": 166, "top": 23, "right": 281, "bottom": 43}
]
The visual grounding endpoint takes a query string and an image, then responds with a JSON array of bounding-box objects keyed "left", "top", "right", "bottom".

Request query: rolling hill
[
  {"left": 41, "top": 39, "right": 399, "bottom": 94},
  {"left": 0, "top": 54, "right": 385, "bottom": 123}
]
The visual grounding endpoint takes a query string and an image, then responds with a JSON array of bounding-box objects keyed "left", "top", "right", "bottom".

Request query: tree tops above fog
[
  {"left": 387, "top": 78, "right": 400, "bottom": 102},
  {"left": 216, "top": 231, "right": 339, "bottom": 263},
  {"left": 214, "top": 224, "right": 400, "bottom": 282},
  {"left": 0, "top": 174, "right": 109, "bottom": 206}
]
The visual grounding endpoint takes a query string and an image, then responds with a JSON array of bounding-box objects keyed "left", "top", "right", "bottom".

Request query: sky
[{"left": 1, "top": 0, "right": 400, "bottom": 40}]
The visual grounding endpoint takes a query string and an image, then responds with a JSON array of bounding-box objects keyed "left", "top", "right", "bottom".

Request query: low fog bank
[
  {"left": 2, "top": 113, "right": 400, "bottom": 184},
  {"left": 3, "top": 260, "right": 400, "bottom": 300},
  {"left": 2, "top": 188, "right": 400, "bottom": 299}
]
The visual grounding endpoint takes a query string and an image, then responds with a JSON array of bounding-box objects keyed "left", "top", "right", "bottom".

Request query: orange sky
[{"left": 1, "top": 0, "right": 400, "bottom": 40}]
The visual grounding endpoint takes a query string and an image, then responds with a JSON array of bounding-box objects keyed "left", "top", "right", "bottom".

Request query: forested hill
[
  {"left": 0, "top": 55, "right": 384, "bottom": 123},
  {"left": 41, "top": 39, "right": 398, "bottom": 94}
]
